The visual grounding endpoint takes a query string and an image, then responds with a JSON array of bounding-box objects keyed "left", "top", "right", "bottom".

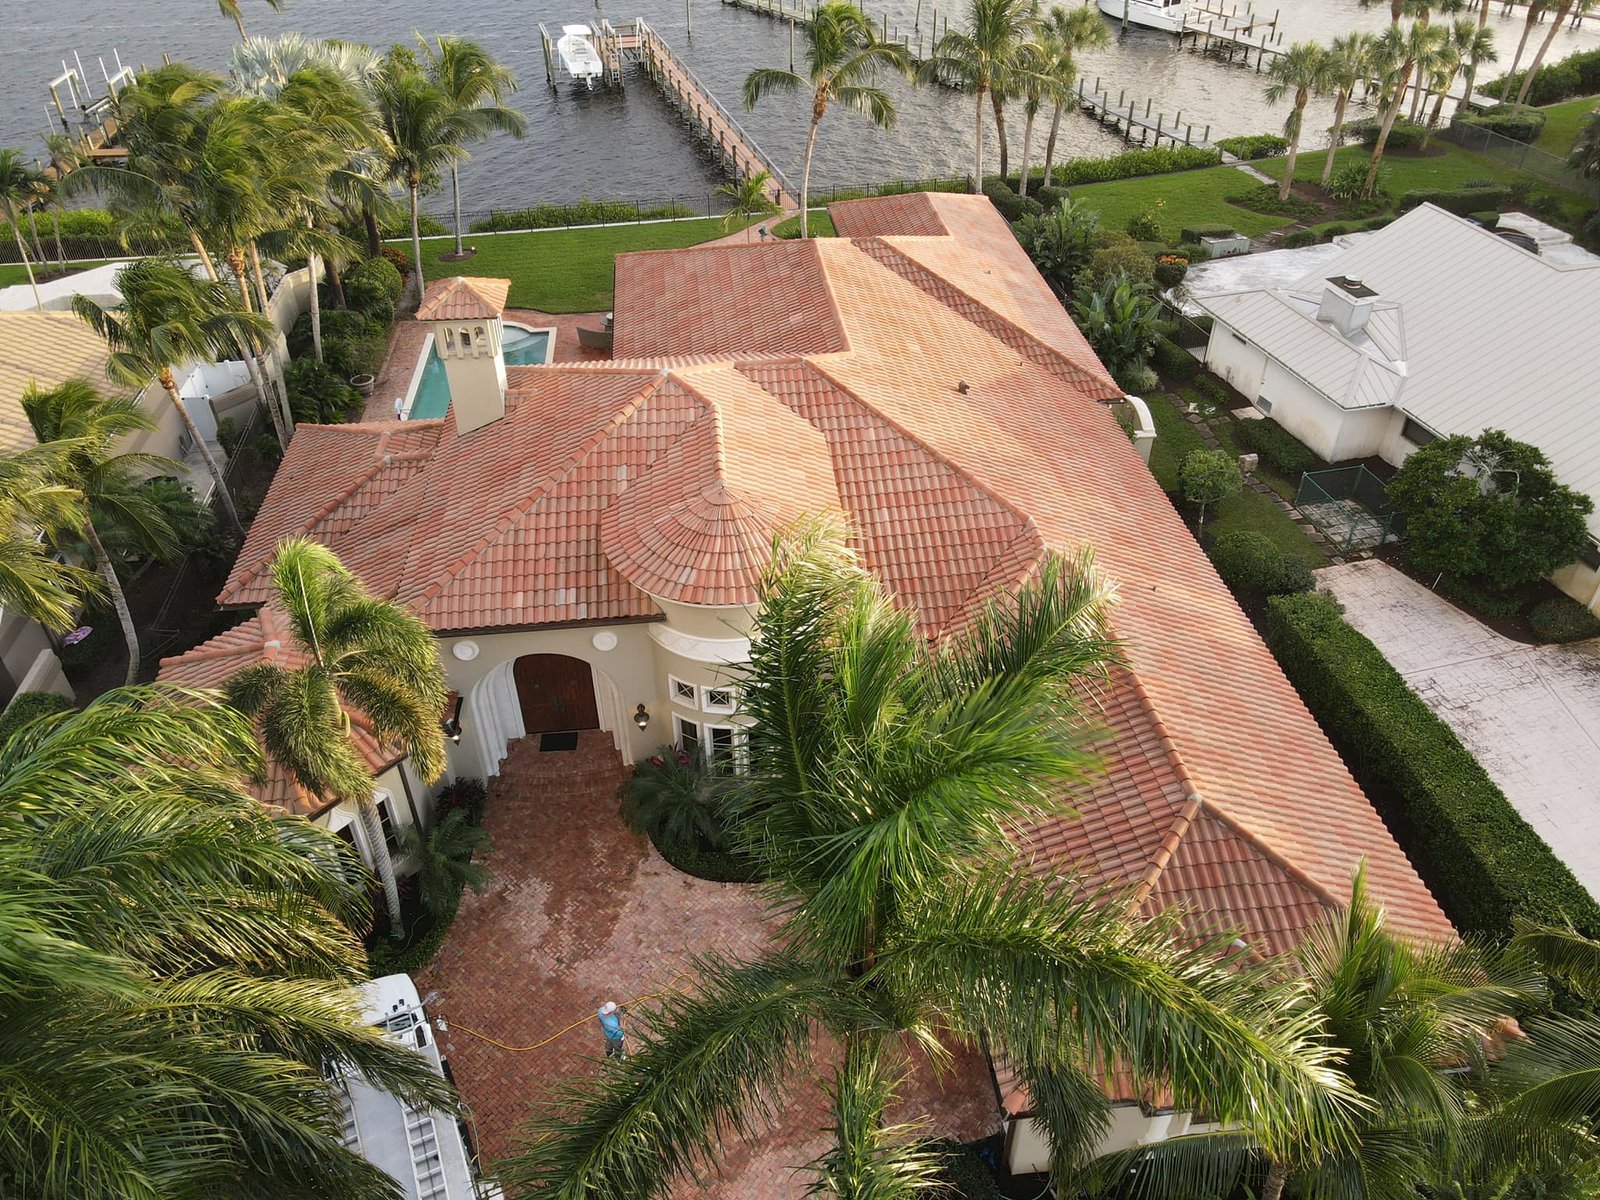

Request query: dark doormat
[{"left": 540, "top": 731, "right": 580, "bottom": 752}]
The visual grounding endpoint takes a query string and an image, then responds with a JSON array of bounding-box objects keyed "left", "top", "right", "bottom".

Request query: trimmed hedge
[
  {"left": 1153, "top": 337, "right": 1198, "bottom": 380},
  {"left": 651, "top": 829, "right": 764, "bottom": 883},
  {"left": 982, "top": 178, "right": 1042, "bottom": 222},
  {"left": 1264, "top": 592, "right": 1600, "bottom": 939},
  {"left": 1234, "top": 415, "right": 1318, "bottom": 477},
  {"left": 0, "top": 692, "right": 73, "bottom": 743},
  {"left": 1529, "top": 596, "right": 1600, "bottom": 643},
  {"left": 1047, "top": 145, "right": 1220, "bottom": 188},
  {"left": 469, "top": 197, "right": 694, "bottom": 232},
  {"left": 1195, "top": 375, "right": 1230, "bottom": 407},
  {"left": 1215, "top": 133, "right": 1290, "bottom": 160},
  {"left": 1353, "top": 119, "right": 1427, "bottom": 152},
  {"left": 1210, "top": 530, "right": 1314, "bottom": 596},
  {"left": 1179, "top": 224, "right": 1236, "bottom": 243},
  {"left": 1281, "top": 228, "right": 1321, "bottom": 249},
  {"left": 1399, "top": 184, "right": 1513, "bottom": 216},
  {"left": 1459, "top": 107, "right": 1548, "bottom": 143},
  {"left": 1487, "top": 47, "right": 1600, "bottom": 107}
]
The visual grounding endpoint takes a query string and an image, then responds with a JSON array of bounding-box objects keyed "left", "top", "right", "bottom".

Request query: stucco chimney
[
  {"left": 1317, "top": 275, "right": 1378, "bottom": 338},
  {"left": 414, "top": 276, "right": 513, "bottom": 434}
]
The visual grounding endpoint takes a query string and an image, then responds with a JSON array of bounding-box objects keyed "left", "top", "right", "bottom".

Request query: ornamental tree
[
  {"left": 1387, "top": 429, "right": 1593, "bottom": 590},
  {"left": 1181, "top": 449, "right": 1244, "bottom": 535}
]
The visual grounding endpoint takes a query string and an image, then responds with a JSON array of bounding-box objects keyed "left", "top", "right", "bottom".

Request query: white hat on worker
[{"left": 599, "top": 1001, "right": 618, "bottom": 1015}]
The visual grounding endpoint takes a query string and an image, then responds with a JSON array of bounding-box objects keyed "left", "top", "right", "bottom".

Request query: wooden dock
[
  {"left": 1075, "top": 77, "right": 1213, "bottom": 150},
  {"left": 539, "top": 19, "right": 795, "bottom": 208},
  {"left": 1179, "top": 3, "right": 1285, "bottom": 71},
  {"left": 717, "top": 0, "right": 955, "bottom": 71}
]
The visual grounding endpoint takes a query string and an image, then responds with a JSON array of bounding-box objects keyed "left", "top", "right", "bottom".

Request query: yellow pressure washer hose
[{"left": 436, "top": 972, "right": 693, "bottom": 1053}]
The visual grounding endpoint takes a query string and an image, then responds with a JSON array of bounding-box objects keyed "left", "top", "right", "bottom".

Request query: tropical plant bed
[
  {"left": 646, "top": 826, "right": 764, "bottom": 883},
  {"left": 1373, "top": 542, "right": 1568, "bottom": 645}
]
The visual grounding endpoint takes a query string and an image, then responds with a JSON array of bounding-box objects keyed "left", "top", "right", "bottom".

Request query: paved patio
[
  {"left": 1318, "top": 561, "right": 1600, "bottom": 900},
  {"left": 418, "top": 731, "right": 999, "bottom": 1197}
]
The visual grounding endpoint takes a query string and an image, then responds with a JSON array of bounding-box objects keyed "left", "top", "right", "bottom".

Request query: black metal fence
[{"left": 1438, "top": 119, "right": 1600, "bottom": 200}]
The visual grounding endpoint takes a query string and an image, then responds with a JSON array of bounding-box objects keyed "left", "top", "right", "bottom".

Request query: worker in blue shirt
[{"left": 597, "top": 1001, "right": 627, "bottom": 1058}]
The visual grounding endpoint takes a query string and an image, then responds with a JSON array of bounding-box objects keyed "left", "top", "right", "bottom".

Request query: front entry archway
[{"left": 513, "top": 653, "right": 600, "bottom": 734}]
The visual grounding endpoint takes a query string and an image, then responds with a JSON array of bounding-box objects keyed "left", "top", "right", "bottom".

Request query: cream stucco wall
[
  {"left": 1203, "top": 325, "right": 1269, "bottom": 401},
  {"left": 1255, "top": 362, "right": 1397, "bottom": 465},
  {"left": 1006, "top": 1107, "right": 1223, "bottom": 1175},
  {"left": 0, "top": 609, "right": 71, "bottom": 707}
]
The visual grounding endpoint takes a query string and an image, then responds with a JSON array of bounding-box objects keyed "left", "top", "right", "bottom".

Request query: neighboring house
[
  {"left": 1193, "top": 204, "right": 1600, "bottom": 609},
  {"left": 196, "top": 193, "right": 1454, "bottom": 1167}
]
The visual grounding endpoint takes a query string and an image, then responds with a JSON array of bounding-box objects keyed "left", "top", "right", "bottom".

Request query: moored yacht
[{"left": 1097, "top": 0, "right": 1189, "bottom": 33}]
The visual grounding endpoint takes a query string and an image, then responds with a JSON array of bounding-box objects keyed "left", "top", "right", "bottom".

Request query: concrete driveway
[{"left": 1317, "top": 561, "right": 1600, "bottom": 901}]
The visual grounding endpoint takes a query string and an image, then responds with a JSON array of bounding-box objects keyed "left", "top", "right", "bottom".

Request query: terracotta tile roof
[
  {"left": 223, "top": 192, "right": 1453, "bottom": 954},
  {"left": 829, "top": 192, "right": 951, "bottom": 239},
  {"left": 612, "top": 241, "right": 849, "bottom": 360},
  {"left": 156, "top": 607, "right": 400, "bottom": 818},
  {"left": 415, "top": 276, "right": 512, "bottom": 321}
]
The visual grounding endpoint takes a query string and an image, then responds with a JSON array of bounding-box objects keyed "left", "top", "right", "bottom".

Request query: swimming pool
[{"left": 403, "top": 323, "right": 554, "bottom": 421}]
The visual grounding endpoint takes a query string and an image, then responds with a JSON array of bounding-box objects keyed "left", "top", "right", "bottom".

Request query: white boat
[
  {"left": 1097, "top": 0, "right": 1190, "bottom": 33},
  {"left": 556, "top": 24, "right": 604, "bottom": 85}
]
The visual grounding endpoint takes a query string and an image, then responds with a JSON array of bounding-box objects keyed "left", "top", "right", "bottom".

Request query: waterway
[{"left": 5, "top": 0, "right": 1596, "bottom": 215}]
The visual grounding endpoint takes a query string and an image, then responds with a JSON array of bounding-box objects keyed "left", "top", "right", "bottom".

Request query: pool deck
[{"left": 363, "top": 307, "right": 612, "bottom": 422}]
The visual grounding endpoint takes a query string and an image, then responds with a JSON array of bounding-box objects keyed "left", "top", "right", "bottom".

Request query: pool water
[{"left": 406, "top": 326, "right": 552, "bottom": 421}]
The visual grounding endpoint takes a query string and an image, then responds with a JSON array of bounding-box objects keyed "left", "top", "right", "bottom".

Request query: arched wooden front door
[{"left": 513, "top": 654, "right": 600, "bottom": 734}]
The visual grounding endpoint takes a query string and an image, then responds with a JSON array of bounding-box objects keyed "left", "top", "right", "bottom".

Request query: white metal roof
[
  {"left": 1287, "top": 205, "right": 1600, "bottom": 532},
  {"left": 1195, "top": 288, "right": 1406, "bottom": 411}
]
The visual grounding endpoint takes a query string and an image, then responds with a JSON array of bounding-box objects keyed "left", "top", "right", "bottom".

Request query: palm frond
[{"left": 806, "top": 1038, "right": 947, "bottom": 1200}]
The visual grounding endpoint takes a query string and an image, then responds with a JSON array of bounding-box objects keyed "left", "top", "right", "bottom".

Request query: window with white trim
[
  {"left": 668, "top": 675, "right": 698, "bottom": 706},
  {"left": 701, "top": 684, "right": 736, "bottom": 715},
  {"left": 374, "top": 792, "right": 401, "bottom": 857},
  {"left": 676, "top": 716, "right": 701, "bottom": 760},
  {"left": 707, "top": 724, "right": 743, "bottom": 772}
]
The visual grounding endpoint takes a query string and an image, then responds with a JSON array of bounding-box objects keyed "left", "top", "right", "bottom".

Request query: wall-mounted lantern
[{"left": 633, "top": 703, "right": 651, "bottom": 731}]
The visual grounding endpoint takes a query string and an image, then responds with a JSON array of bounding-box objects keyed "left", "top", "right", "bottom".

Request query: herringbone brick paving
[{"left": 419, "top": 731, "right": 999, "bottom": 1197}]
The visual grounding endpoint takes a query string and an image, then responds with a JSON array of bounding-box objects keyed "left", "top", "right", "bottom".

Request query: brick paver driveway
[{"left": 419, "top": 731, "right": 999, "bottom": 1197}]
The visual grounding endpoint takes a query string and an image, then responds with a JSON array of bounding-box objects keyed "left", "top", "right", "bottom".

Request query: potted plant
[{"left": 350, "top": 373, "right": 376, "bottom": 397}]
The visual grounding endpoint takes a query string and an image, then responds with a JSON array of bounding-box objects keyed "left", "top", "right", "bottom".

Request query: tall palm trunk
[
  {"left": 408, "top": 184, "right": 425, "bottom": 305},
  {"left": 1322, "top": 87, "right": 1353, "bottom": 187},
  {"left": 50, "top": 205, "right": 64, "bottom": 270},
  {"left": 1042, "top": 100, "right": 1066, "bottom": 185},
  {"left": 359, "top": 796, "right": 405, "bottom": 932},
  {"left": 450, "top": 164, "right": 465, "bottom": 257},
  {"left": 1516, "top": 0, "right": 1573, "bottom": 105},
  {"left": 991, "top": 89, "right": 1010, "bottom": 180},
  {"left": 800, "top": 102, "right": 825, "bottom": 238},
  {"left": 1018, "top": 105, "right": 1038, "bottom": 197},
  {"left": 160, "top": 366, "right": 242, "bottom": 534},
  {"left": 246, "top": 241, "right": 295, "bottom": 441},
  {"left": 83, "top": 515, "right": 140, "bottom": 687},
  {"left": 1457, "top": 0, "right": 1492, "bottom": 115},
  {"left": 1502, "top": 10, "right": 1539, "bottom": 97},
  {"left": 8, "top": 216, "right": 42, "bottom": 313},
  {"left": 1423, "top": 80, "right": 1452, "bottom": 147},
  {"left": 234, "top": 11, "right": 248, "bottom": 40},
  {"left": 226, "top": 248, "right": 286, "bottom": 445},
  {"left": 28, "top": 213, "right": 46, "bottom": 268},
  {"left": 1280, "top": 100, "right": 1306, "bottom": 202},
  {"left": 305, "top": 217, "right": 324, "bottom": 365},
  {"left": 972, "top": 84, "right": 988, "bottom": 192},
  {"left": 186, "top": 227, "right": 220, "bottom": 282},
  {"left": 1261, "top": 1158, "right": 1290, "bottom": 1200},
  {"left": 248, "top": 242, "right": 271, "bottom": 314},
  {"left": 327, "top": 254, "right": 346, "bottom": 310},
  {"left": 363, "top": 205, "right": 381, "bottom": 259},
  {"left": 1364, "top": 65, "right": 1413, "bottom": 199}
]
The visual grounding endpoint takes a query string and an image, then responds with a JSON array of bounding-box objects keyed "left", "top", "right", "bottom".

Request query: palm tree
[
  {"left": 419, "top": 35, "right": 528, "bottom": 259},
  {"left": 0, "top": 148, "right": 46, "bottom": 312},
  {"left": 72, "top": 255, "right": 275, "bottom": 533},
  {"left": 1321, "top": 33, "right": 1375, "bottom": 188},
  {"left": 744, "top": 2, "right": 911, "bottom": 238},
  {"left": 0, "top": 451, "right": 103, "bottom": 634},
  {"left": 398, "top": 808, "right": 492, "bottom": 918},
  {"left": 0, "top": 684, "right": 457, "bottom": 1198},
  {"left": 500, "top": 523, "right": 1362, "bottom": 1198},
  {"left": 1501, "top": 0, "right": 1550, "bottom": 98},
  {"left": 1515, "top": 0, "right": 1595, "bottom": 106},
  {"left": 920, "top": 0, "right": 1041, "bottom": 192},
  {"left": 714, "top": 171, "right": 782, "bottom": 230},
  {"left": 20, "top": 379, "right": 184, "bottom": 687},
  {"left": 1423, "top": 19, "right": 1496, "bottom": 148},
  {"left": 1036, "top": 5, "right": 1110, "bottom": 192},
  {"left": 40, "top": 134, "right": 82, "bottom": 270},
  {"left": 217, "top": 0, "right": 288, "bottom": 40},
  {"left": 1363, "top": 21, "right": 1449, "bottom": 200},
  {"left": 1090, "top": 866, "right": 1544, "bottom": 1200},
  {"left": 371, "top": 52, "right": 469, "bottom": 292},
  {"left": 1264, "top": 43, "right": 1331, "bottom": 202},
  {"left": 1454, "top": 0, "right": 1495, "bottom": 117},
  {"left": 1570, "top": 106, "right": 1600, "bottom": 177},
  {"left": 223, "top": 538, "right": 449, "bottom": 933}
]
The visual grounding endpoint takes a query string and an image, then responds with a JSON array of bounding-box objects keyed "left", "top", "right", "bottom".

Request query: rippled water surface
[{"left": 5, "top": 0, "right": 1596, "bottom": 213}]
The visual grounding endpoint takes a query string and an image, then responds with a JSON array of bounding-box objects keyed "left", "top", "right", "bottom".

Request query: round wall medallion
[
  {"left": 591, "top": 631, "right": 619, "bottom": 652},
  {"left": 451, "top": 640, "right": 480, "bottom": 661}
]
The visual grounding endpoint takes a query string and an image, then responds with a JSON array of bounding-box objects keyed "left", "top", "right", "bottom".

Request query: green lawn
[
  {"left": 771, "top": 211, "right": 837, "bottom": 238},
  {"left": 1145, "top": 391, "right": 1324, "bottom": 565},
  {"left": 1067, "top": 166, "right": 1295, "bottom": 239},
  {"left": 1535, "top": 93, "right": 1600, "bottom": 157},
  {"left": 0, "top": 260, "right": 111, "bottom": 290},
  {"left": 396, "top": 218, "right": 753, "bottom": 313}
]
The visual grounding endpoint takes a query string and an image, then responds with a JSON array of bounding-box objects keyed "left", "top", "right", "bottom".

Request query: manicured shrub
[
  {"left": 1125, "top": 201, "right": 1167, "bottom": 241},
  {"left": 1082, "top": 240, "right": 1156, "bottom": 290},
  {"left": 1180, "top": 449, "right": 1243, "bottom": 532},
  {"left": 345, "top": 255, "right": 404, "bottom": 324},
  {"left": 379, "top": 245, "right": 413, "bottom": 278},
  {"left": 1234, "top": 415, "right": 1318, "bottom": 477},
  {"left": 1529, "top": 596, "right": 1600, "bottom": 643},
  {"left": 1050, "top": 145, "right": 1220, "bottom": 187},
  {"left": 1195, "top": 375, "right": 1230, "bottom": 407},
  {"left": 1227, "top": 184, "right": 1322, "bottom": 218},
  {"left": 0, "top": 692, "right": 73, "bottom": 744},
  {"left": 982, "top": 177, "right": 1041, "bottom": 222},
  {"left": 1033, "top": 184, "right": 1066, "bottom": 209},
  {"left": 1459, "top": 107, "right": 1548, "bottom": 143},
  {"left": 1210, "top": 530, "right": 1314, "bottom": 596},
  {"left": 1433, "top": 572, "right": 1526, "bottom": 620},
  {"left": 1179, "top": 224, "right": 1236, "bottom": 243},
  {"left": 1362, "top": 214, "right": 1398, "bottom": 232},
  {"left": 1174, "top": 240, "right": 1211, "bottom": 263},
  {"left": 1469, "top": 211, "right": 1501, "bottom": 229},
  {"left": 1398, "top": 185, "right": 1513, "bottom": 216},
  {"left": 1264, "top": 591, "right": 1600, "bottom": 940},
  {"left": 288, "top": 308, "right": 376, "bottom": 359},
  {"left": 1281, "top": 228, "right": 1321, "bottom": 249},
  {"left": 1326, "top": 160, "right": 1381, "bottom": 203},
  {"left": 469, "top": 197, "right": 693, "bottom": 232},
  {"left": 379, "top": 213, "right": 448, "bottom": 238},
  {"left": 1352, "top": 119, "right": 1426, "bottom": 152},
  {"left": 1153, "top": 253, "right": 1189, "bottom": 287},
  {"left": 284, "top": 357, "right": 361, "bottom": 424},
  {"left": 1153, "top": 336, "right": 1198, "bottom": 380},
  {"left": 1487, "top": 47, "right": 1600, "bottom": 107},
  {"left": 1320, "top": 222, "right": 1353, "bottom": 238},
  {"left": 1215, "top": 133, "right": 1290, "bottom": 160}
]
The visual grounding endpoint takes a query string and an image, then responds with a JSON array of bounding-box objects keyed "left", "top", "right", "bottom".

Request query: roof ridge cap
[{"left": 410, "top": 375, "right": 670, "bottom": 609}]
